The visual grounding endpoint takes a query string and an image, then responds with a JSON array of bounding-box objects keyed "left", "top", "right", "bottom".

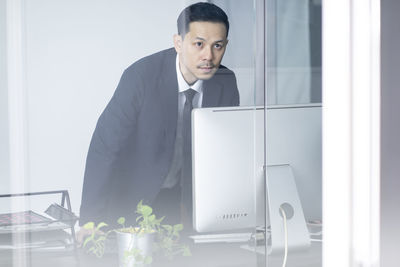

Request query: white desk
[{"left": 0, "top": 239, "right": 321, "bottom": 267}]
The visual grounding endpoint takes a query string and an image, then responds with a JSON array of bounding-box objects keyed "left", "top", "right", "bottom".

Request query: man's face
[{"left": 174, "top": 21, "right": 228, "bottom": 85}]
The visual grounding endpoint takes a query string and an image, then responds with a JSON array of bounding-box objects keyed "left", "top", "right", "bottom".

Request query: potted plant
[{"left": 82, "top": 200, "right": 191, "bottom": 267}]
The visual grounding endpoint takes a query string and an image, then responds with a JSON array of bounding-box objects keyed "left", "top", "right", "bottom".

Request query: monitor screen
[{"left": 191, "top": 104, "right": 322, "bottom": 233}]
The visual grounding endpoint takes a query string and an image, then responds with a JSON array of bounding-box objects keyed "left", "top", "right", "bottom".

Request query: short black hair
[{"left": 177, "top": 2, "right": 229, "bottom": 38}]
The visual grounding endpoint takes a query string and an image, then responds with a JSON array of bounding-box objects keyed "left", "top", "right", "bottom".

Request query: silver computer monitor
[{"left": 192, "top": 104, "right": 322, "bottom": 233}]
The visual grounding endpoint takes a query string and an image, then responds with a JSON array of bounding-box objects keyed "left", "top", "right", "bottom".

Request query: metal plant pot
[{"left": 116, "top": 230, "right": 155, "bottom": 267}]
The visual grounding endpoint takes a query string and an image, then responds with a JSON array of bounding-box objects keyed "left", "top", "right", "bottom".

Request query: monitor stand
[{"left": 266, "top": 164, "right": 310, "bottom": 255}]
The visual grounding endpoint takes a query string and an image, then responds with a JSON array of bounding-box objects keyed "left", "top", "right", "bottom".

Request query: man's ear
[{"left": 173, "top": 34, "right": 183, "bottom": 53}]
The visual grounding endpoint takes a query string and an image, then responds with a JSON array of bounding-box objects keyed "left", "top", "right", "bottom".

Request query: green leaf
[
  {"left": 163, "top": 225, "right": 173, "bottom": 233},
  {"left": 132, "top": 247, "right": 141, "bottom": 255},
  {"left": 173, "top": 224, "right": 183, "bottom": 232},
  {"left": 96, "top": 222, "right": 108, "bottom": 231},
  {"left": 117, "top": 217, "right": 126, "bottom": 226},
  {"left": 134, "top": 252, "right": 144, "bottom": 261},
  {"left": 158, "top": 216, "right": 165, "bottom": 224},
  {"left": 82, "top": 237, "right": 92, "bottom": 248},
  {"left": 148, "top": 214, "right": 155, "bottom": 222},
  {"left": 136, "top": 200, "right": 143, "bottom": 212},
  {"left": 163, "top": 238, "right": 173, "bottom": 248},
  {"left": 144, "top": 256, "right": 153, "bottom": 265},
  {"left": 141, "top": 205, "right": 152, "bottom": 216},
  {"left": 83, "top": 222, "right": 94, "bottom": 230},
  {"left": 124, "top": 250, "right": 131, "bottom": 258},
  {"left": 182, "top": 246, "right": 192, "bottom": 256}
]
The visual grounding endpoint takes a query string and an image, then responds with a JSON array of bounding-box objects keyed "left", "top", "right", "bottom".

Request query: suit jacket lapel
[{"left": 159, "top": 48, "right": 179, "bottom": 135}]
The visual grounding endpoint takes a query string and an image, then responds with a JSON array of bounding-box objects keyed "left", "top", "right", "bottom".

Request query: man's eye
[
  {"left": 195, "top": 42, "right": 203, "bottom": 47},
  {"left": 214, "top": 43, "right": 223, "bottom": 49}
]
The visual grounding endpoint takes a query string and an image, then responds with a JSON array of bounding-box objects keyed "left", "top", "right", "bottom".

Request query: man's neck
[{"left": 178, "top": 62, "right": 197, "bottom": 85}]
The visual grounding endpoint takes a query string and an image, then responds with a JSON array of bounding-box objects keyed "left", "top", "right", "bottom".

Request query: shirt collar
[{"left": 176, "top": 54, "right": 203, "bottom": 94}]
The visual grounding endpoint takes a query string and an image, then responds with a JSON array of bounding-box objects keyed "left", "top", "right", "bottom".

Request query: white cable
[{"left": 279, "top": 207, "right": 288, "bottom": 267}]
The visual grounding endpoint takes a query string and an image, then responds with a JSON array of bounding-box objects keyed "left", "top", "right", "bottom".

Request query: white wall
[
  {"left": 0, "top": 0, "right": 9, "bottom": 195},
  {"left": 11, "top": 0, "right": 256, "bottom": 215},
  {"left": 23, "top": 0, "right": 186, "bottom": 213}
]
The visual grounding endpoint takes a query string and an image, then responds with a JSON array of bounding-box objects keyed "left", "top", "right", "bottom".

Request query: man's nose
[{"left": 202, "top": 46, "right": 213, "bottom": 61}]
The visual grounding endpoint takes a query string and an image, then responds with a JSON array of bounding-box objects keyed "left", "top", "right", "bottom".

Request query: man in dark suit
[{"left": 78, "top": 2, "right": 239, "bottom": 232}]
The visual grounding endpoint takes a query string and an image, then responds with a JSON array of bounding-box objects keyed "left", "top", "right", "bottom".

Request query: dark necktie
[{"left": 181, "top": 89, "right": 197, "bottom": 226}]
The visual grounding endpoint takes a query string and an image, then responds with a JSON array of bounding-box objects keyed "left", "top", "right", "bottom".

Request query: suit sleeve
[
  {"left": 79, "top": 68, "right": 144, "bottom": 225},
  {"left": 229, "top": 71, "right": 240, "bottom": 106}
]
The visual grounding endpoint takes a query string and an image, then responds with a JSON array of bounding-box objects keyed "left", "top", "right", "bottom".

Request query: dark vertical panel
[
  {"left": 381, "top": 0, "right": 400, "bottom": 266},
  {"left": 309, "top": 1, "right": 322, "bottom": 103}
]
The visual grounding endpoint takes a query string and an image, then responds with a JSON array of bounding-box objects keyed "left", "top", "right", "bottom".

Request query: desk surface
[{"left": 0, "top": 240, "right": 321, "bottom": 267}]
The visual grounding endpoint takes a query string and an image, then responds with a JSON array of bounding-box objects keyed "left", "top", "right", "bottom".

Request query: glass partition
[
  {"left": 2, "top": 0, "right": 323, "bottom": 266},
  {"left": 264, "top": 0, "right": 322, "bottom": 266},
  {"left": 267, "top": 0, "right": 322, "bottom": 105},
  {"left": 2, "top": 0, "right": 262, "bottom": 266}
]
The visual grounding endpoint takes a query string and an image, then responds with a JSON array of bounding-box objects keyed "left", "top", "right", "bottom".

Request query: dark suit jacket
[{"left": 79, "top": 48, "right": 239, "bottom": 226}]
